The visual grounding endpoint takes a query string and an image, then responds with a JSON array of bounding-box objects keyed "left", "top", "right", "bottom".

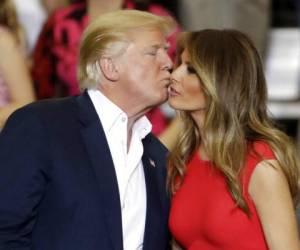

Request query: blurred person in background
[
  {"left": 0, "top": 0, "right": 35, "bottom": 129},
  {"left": 41, "top": 0, "right": 70, "bottom": 13},
  {"left": 32, "top": 0, "right": 180, "bottom": 135},
  {"left": 168, "top": 30, "right": 300, "bottom": 250},
  {"left": 12, "top": 0, "right": 70, "bottom": 58},
  {"left": 12, "top": 0, "right": 46, "bottom": 53}
]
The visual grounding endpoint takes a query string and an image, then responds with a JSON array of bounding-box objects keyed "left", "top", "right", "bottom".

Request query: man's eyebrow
[{"left": 147, "top": 43, "right": 170, "bottom": 50}]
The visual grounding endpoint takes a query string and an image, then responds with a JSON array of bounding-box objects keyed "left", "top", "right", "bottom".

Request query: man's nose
[{"left": 161, "top": 51, "right": 173, "bottom": 72}]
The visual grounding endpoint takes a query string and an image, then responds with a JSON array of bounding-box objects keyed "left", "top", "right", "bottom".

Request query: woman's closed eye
[{"left": 187, "top": 65, "right": 196, "bottom": 74}]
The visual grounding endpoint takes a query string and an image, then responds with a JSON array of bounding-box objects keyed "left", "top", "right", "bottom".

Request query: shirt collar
[
  {"left": 133, "top": 115, "right": 152, "bottom": 140},
  {"left": 87, "top": 89, "right": 152, "bottom": 138}
]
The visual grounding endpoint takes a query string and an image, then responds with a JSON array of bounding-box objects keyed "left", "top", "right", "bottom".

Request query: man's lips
[{"left": 161, "top": 78, "right": 171, "bottom": 87}]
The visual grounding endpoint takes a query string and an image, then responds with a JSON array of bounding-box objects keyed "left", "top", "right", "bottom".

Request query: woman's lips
[{"left": 168, "top": 86, "right": 180, "bottom": 96}]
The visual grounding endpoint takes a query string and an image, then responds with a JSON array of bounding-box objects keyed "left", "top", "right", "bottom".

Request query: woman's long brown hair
[{"left": 168, "top": 29, "right": 300, "bottom": 214}]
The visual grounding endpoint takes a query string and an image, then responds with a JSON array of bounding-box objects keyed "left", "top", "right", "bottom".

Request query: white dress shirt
[{"left": 88, "top": 89, "right": 152, "bottom": 250}]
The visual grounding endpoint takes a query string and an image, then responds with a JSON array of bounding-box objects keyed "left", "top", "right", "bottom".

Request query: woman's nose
[{"left": 171, "top": 67, "right": 180, "bottom": 82}]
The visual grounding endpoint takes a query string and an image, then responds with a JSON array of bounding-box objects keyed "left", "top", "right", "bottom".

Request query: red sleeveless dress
[{"left": 169, "top": 141, "right": 275, "bottom": 250}]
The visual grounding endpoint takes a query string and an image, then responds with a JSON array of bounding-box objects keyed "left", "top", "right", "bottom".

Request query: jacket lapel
[
  {"left": 76, "top": 92, "right": 123, "bottom": 250},
  {"left": 142, "top": 136, "right": 169, "bottom": 250}
]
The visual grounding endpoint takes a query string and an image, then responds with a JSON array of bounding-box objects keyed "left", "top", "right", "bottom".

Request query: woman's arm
[
  {"left": 158, "top": 117, "right": 183, "bottom": 151},
  {"left": 249, "top": 159, "right": 300, "bottom": 250},
  {"left": 0, "top": 29, "right": 35, "bottom": 128}
]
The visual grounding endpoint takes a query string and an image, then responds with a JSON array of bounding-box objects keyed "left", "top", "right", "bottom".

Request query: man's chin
[
  {"left": 147, "top": 91, "right": 168, "bottom": 108},
  {"left": 160, "top": 90, "right": 169, "bottom": 103},
  {"left": 158, "top": 95, "right": 168, "bottom": 106}
]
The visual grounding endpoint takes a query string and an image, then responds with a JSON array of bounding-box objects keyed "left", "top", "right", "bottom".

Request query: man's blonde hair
[{"left": 77, "top": 9, "right": 176, "bottom": 90}]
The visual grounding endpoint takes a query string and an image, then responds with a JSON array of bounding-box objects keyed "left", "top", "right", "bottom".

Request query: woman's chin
[{"left": 167, "top": 100, "right": 181, "bottom": 111}]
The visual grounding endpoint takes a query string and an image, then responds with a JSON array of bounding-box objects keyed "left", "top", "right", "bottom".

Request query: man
[{"left": 0, "top": 10, "right": 174, "bottom": 250}]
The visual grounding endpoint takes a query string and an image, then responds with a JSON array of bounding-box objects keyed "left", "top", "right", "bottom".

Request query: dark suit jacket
[{"left": 0, "top": 92, "right": 170, "bottom": 250}]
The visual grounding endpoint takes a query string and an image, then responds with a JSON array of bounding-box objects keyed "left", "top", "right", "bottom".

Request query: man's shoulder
[
  {"left": 21, "top": 96, "right": 76, "bottom": 116},
  {"left": 1, "top": 95, "right": 83, "bottom": 142},
  {"left": 5, "top": 96, "right": 78, "bottom": 129}
]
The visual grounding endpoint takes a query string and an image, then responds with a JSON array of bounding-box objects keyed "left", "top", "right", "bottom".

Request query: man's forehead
[
  {"left": 128, "top": 28, "right": 166, "bottom": 42},
  {"left": 122, "top": 28, "right": 169, "bottom": 54},
  {"left": 128, "top": 39, "right": 169, "bottom": 52}
]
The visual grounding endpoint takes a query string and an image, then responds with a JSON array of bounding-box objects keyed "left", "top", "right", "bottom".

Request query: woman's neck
[
  {"left": 191, "top": 109, "right": 206, "bottom": 131},
  {"left": 198, "top": 144, "right": 209, "bottom": 161},
  {"left": 190, "top": 110, "right": 209, "bottom": 160}
]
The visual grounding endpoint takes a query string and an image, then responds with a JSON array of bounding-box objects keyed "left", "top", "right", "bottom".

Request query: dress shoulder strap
[{"left": 242, "top": 140, "right": 276, "bottom": 196}]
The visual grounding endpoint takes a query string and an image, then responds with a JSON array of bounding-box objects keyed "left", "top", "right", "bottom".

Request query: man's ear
[{"left": 99, "top": 57, "right": 119, "bottom": 81}]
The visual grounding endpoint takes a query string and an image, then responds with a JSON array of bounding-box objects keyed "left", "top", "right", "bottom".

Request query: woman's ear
[{"left": 99, "top": 57, "right": 119, "bottom": 81}]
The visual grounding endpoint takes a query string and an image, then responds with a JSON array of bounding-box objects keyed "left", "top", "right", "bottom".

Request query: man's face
[{"left": 115, "top": 28, "right": 173, "bottom": 114}]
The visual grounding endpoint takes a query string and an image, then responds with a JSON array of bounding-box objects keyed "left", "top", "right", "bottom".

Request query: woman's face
[{"left": 168, "top": 49, "right": 206, "bottom": 114}]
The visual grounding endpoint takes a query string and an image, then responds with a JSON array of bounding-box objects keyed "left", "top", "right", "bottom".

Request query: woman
[
  {"left": 168, "top": 29, "right": 300, "bottom": 250},
  {"left": 0, "top": 0, "right": 35, "bottom": 128}
]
